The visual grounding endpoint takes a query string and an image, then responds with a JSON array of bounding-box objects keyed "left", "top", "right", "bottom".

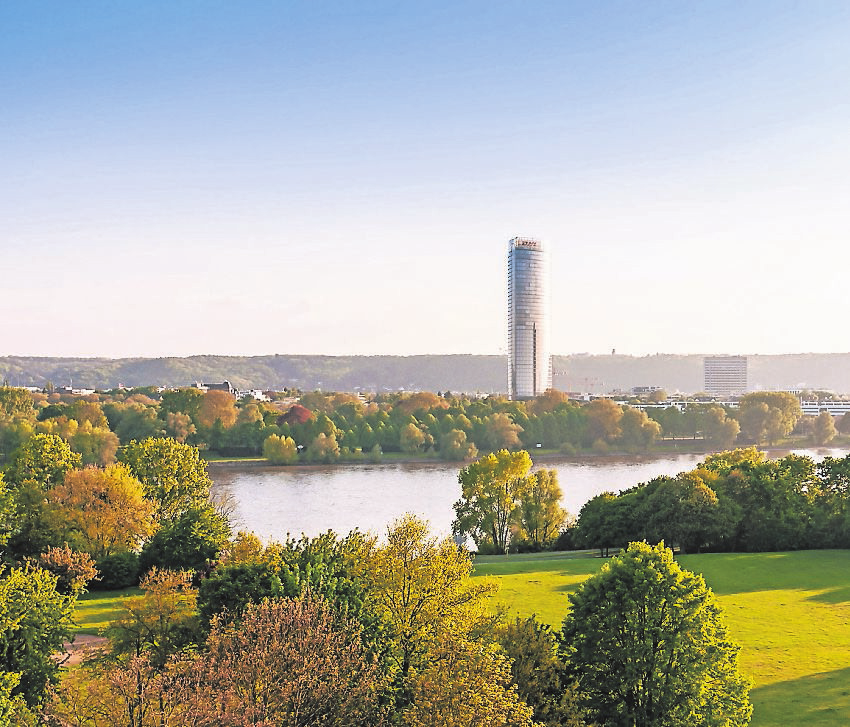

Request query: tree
[
  {"left": 813, "top": 410, "right": 837, "bottom": 446},
  {"left": 4, "top": 433, "right": 81, "bottom": 490},
  {"left": 164, "top": 411, "right": 196, "bottom": 444},
  {"left": 583, "top": 398, "right": 622, "bottom": 447},
  {"left": 401, "top": 635, "right": 534, "bottom": 727},
  {"left": 178, "top": 598, "right": 386, "bottom": 726},
  {"left": 617, "top": 407, "right": 661, "bottom": 452},
  {"left": 306, "top": 432, "right": 340, "bottom": 463},
  {"left": 559, "top": 541, "right": 751, "bottom": 727},
  {"left": 453, "top": 450, "right": 533, "bottom": 553},
  {"left": 263, "top": 433, "right": 298, "bottom": 464},
  {"left": 36, "top": 545, "right": 98, "bottom": 596},
  {"left": 496, "top": 616, "right": 584, "bottom": 727},
  {"left": 48, "top": 464, "right": 156, "bottom": 560},
  {"left": 139, "top": 506, "right": 231, "bottom": 574},
  {"left": 400, "top": 423, "right": 426, "bottom": 454},
  {"left": 0, "top": 565, "right": 76, "bottom": 708},
  {"left": 196, "top": 390, "right": 237, "bottom": 430},
  {"left": 363, "top": 515, "right": 497, "bottom": 697},
  {"left": 439, "top": 428, "right": 477, "bottom": 461},
  {"left": 517, "top": 469, "right": 568, "bottom": 549},
  {"left": 703, "top": 405, "right": 740, "bottom": 450},
  {"left": 482, "top": 412, "right": 523, "bottom": 451},
  {"left": 737, "top": 392, "right": 801, "bottom": 445},
  {"left": 119, "top": 437, "right": 213, "bottom": 522},
  {"left": 108, "top": 568, "right": 201, "bottom": 669},
  {"left": 196, "top": 562, "right": 283, "bottom": 628}
]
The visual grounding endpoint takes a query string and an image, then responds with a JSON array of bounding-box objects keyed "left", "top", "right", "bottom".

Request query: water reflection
[{"left": 210, "top": 448, "right": 848, "bottom": 542}]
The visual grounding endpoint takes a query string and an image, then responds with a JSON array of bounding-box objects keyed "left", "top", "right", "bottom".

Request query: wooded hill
[{"left": 2, "top": 352, "right": 850, "bottom": 394}]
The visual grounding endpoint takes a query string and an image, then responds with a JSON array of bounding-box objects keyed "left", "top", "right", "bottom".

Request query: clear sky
[{"left": 3, "top": 2, "right": 850, "bottom": 358}]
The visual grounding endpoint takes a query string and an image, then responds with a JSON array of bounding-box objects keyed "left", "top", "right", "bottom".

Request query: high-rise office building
[
  {"left": 507, "top": 236, "right": 552, "bottom": 399},
  {"left": 703, "top": 356, "right": 748, "bottom": 397}
]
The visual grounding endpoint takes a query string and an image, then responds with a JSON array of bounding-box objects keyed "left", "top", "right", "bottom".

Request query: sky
[{"left": 3, "top": 1, "right": 850, "bottom": 359}]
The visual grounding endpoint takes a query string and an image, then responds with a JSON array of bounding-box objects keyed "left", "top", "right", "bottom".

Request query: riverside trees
[{"left": 453, "top": 450, "right": 568, "bottom": 553}]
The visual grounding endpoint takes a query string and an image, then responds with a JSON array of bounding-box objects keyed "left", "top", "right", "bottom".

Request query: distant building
[
  {"left": 195, "top": 380, "right": 236, "bottom": 396},
  {"left": 703, "top": 356, "right": 748, "bottom": 397},
  {"left": 507, "top": 237, "right": 552, "bottom": 399}
]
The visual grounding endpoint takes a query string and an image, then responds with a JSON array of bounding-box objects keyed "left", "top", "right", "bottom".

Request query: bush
[{"left": 94, "top": 552, "right": 140, "bottom": 590}]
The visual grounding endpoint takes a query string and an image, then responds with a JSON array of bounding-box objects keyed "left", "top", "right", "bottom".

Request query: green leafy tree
[
  {"left": 400, "top": 423, "right": 426, "bottom": 454},
  {"left": 496, "top": 615, "right": 584, "bottom": 727},
  {"left": 703, "top": 405, "right": 740, "bottom": 449},
  {"left": 559, "top": 541, "right": 751, "bottom": 727},
  {"left": 197, "top": 562, "right": 283, "bottom": 628},
  {"left": 119, "top": 437, "right": 213, "bottom": 522},
  {"left": 617, "top": 407, "right": 661, "bottom": 452},
  {"left": 4, "top": 433, "right": 81, "bottom": 490},
  {"left": 453, "top": 450, "right": 533, "bottom": 553},
  {"left": 139, "top": 506, "right": 231, "bottom": 574},
  {"left": 0, "top": 565, "right": 76, "bottom": 707}
]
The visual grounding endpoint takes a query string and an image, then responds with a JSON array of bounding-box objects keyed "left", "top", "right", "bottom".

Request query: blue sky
[{"left": 3, "top": 2, "right": 850, "bottom": 357}]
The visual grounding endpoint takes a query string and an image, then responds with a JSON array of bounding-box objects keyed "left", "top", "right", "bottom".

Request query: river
[{"left": 209, "top": 447, "right": 849, "bottom": 542}]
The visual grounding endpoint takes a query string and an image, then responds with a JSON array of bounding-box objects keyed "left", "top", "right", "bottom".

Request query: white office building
[
  {"left": 704, "top": 356, "right": 748, "bottom": 397},
  {"left": 507, "top": 237, "right": 552, "bottom": 399}
]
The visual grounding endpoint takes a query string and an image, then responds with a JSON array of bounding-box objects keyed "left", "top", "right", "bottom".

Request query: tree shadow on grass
[
  {"left": 750, "top": 667, "right": 850, "bottom": 727},
  {"left": 805, "top": 585, "right": 850, "bottom": 604}
]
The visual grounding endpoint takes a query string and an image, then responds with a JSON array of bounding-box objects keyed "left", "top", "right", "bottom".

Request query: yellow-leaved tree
[{"left": 363, "top": 514, "right": 534, "bottom": 726}]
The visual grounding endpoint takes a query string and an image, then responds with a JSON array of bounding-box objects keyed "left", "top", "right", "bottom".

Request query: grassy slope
[{"left": 474, "top": 550, "right": 850, "bottom": 727}]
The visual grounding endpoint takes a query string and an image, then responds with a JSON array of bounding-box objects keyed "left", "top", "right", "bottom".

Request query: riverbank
[{"left": 204, "top": 438, "right": 850, "bottom": 470}]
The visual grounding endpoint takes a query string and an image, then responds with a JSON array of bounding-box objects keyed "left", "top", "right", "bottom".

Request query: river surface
[{"left": 209, "top": 447, "right": 848, "bottom": 542}]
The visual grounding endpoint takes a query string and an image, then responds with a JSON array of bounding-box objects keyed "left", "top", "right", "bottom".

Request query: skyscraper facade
[{"left": 507, "top": 236, "right": 552, "bottom": 399}]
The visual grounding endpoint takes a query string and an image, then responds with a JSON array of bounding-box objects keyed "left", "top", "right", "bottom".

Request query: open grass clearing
[
  {"left": 474, "top": 549, "right": 850, "bottom": 727},
  {"left": 73, "top": 588, "right": 142, "bottom": 635}
]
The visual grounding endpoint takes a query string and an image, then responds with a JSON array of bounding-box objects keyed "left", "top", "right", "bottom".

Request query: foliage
[
  {"left": 262, "top": 433, "right": 298, "bottom": 464},
  {"left": 178, "top": 598, "right": 386, "bottom": 726},
  {"left": 196, "top": 390, "right": 238, "bottom": 430},
  {"left": 362, "top": 514, "right": 497, "bottom": 707},
  {"left": 400, "top": 635, "right": 534, "bottom": 727},
  {"left": 517, "top": 468, "right": 568, "bottom": 549},
  {"left": 496, "top": 615, "right": 585, "bottom": 727},
  {"left": 813, "top": 410, "right": 837, "bottom": 446},
  {"left": 453, "top": 449, "right": 533, "bottom": 553},
  {"left": 196, "top": 561, "right": 283, "bottom": 628},
  {"left": 0, "top": 564, "right": 76, "bottom": 707},
  {"left": 4, "top": 432, "right": 81, "bottom": 490},
  {"left": 47, "top": 464, "right": 156, "bottom": 559},
  {"left": 139, "top": 506, "right": 230, "bottom": 574},
  {"left": 95, "top": 551, "right": 140, "bottom": 590},
  {"left": 559, "top": 541, "right": 752, "bottom": 727},
  {"left": 36, "top": 544, "right": 98, "bottom": 596},
  {"left": 107, "top": 568, "right": 200, "bottom": 669},
  {"left": 439, "top": 428, "right": 477, "bottom": 461},
  {"left": 119, "top": 437, "right": 213, "bottom": 522}
]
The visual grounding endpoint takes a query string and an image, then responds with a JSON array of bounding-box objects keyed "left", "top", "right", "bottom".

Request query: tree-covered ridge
[{"left": 6, "top": 351, "right": 850, "bottom": 393}]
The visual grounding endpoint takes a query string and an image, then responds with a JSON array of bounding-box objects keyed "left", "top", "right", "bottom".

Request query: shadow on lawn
[{"left": 750, "top": 667, "right": 850, "bottom": 727}]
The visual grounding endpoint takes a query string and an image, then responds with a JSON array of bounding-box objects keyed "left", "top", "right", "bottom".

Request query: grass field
[
  {"left": 474, "top": 549, "right": 850, "bottom": 727},
  {"left": 73, "top": 588, "right": 141, "bottom": 635}
]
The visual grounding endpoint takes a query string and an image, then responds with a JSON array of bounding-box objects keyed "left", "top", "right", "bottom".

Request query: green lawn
[
  {"left": 73, "top": 588, "right": 142, "bottom": 635},
  {"left": 474, "top": 549, "right": 850, "bottom": 727}
]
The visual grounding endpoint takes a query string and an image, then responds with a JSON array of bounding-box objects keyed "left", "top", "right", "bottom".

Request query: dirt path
[{"left": 59, "top": 634, "right": 109, "bottom": 667}]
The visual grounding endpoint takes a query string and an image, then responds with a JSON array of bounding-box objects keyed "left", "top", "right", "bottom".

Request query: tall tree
[
  {"left": 559, "top": 541, "right": 751, "bottom": 727},
  {"left": 453, "top": 449, "right": 533, "bottom": 553},
  {"left": 813, "top": 410, "right": 837, "bottom": 446},
  {"left": 517, "top": 469, "right": 568, "bottom": 549}
]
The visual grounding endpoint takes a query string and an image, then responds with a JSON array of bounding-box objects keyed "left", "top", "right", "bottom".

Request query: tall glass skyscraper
[{"left": 507, "top": 237, "right": 552, "bottom": 399}]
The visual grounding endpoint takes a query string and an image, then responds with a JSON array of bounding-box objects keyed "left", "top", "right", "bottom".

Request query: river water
[{"left": 209, "top": 447, "right": 848, "bottom": 542}]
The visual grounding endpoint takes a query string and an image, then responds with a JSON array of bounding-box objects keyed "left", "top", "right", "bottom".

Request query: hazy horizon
[{"left": 4, "top": 3, "right": 850, "bottom": 359}]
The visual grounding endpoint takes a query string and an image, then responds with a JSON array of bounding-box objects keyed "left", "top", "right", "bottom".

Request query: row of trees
[
  {"left": 2, "top": 384, "right": 836, "bottom": 470},
  {"left": 576, "top": 447, "right": 850, "bottom": 555}
]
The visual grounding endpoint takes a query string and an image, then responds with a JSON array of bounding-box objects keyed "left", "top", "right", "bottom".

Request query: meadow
[{"left": 474, "top": 549, "right": 850, "bottom": 727}]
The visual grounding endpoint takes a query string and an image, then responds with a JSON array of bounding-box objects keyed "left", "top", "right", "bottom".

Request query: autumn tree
[
  {"left": 263, "top": 433, "right": 298, "bottom": 464},
  {"left": 582, "top": 398, "right": 622, "bottom": 447},
  {"left": 453, "top": 449, "right": 533, "bottom": 553},
  {"left": 306, "top": 432, "right": 340, "bottom": 463},
  {"left": 439, "top": 428, "right": 478, "bottom": 461},
  {"left": 400, "top": 423, "right": 426, "bottom": 454},
  {"left": 559, "top": 541, "right": 751, "bottom": 727},
  {"left": 196, "top": 390, "right": 238, "bottom": 430},
  {"left": 702, "top": 405, "right": 741, "bottom": 449},
  {"left": 48, "top": 464, "right": 156, "bottom": 560},
  {"left": 36, "top": 545, "right": 98, "bottom": 596},
  {"left": 178, "top": 598, "right": 386, "bottom": 726},
  {"left": 482, "top": 412, "right": 523, "bottom": 451},
  {"left": 617, "top": 407, "right": 661, "bottom": 452}
]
